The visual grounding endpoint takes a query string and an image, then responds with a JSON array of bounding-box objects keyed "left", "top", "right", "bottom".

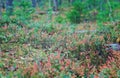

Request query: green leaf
[
  {"left": 63, "top": 75, "right": 70, "bottom": 78},
  {"left": 90, "top": 74, "right": 94, "bottom": 78},
  {"left": 117, "top": 70, "right": 120, "bottom": 78}
]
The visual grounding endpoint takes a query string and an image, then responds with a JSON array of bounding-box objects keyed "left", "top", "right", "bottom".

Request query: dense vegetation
[{"left": 0, "top": 0, "right": 120, "bottom": 78}]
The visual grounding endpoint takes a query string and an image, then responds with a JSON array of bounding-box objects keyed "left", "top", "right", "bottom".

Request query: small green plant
[
  {"left": 42, "top": 23, "right": 55, "bottom": 33},
  {"left": 66, "top": 2, "right": 83, "bottom": 23},
  {"left": 67, "top": 10, "right": 81, "bottom": 23},
  {"left": 99, "top": 68, "right": 110, "bottom": 78},
  {"left": 55, "top": 15, "right": 65, "bottom": 23}
]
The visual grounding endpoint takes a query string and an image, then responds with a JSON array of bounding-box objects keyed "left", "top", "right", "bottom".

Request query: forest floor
[{"left": 0, "top": 9, "right": 120, "bottom": 77}]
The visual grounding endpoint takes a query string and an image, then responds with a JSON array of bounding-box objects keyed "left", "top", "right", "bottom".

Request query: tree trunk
[
  {"left": 32, "top": 0, "right": 37, "bottom": 7},
  {"left": 53, "top": 0, "right": 59, "bottom": 11},
  {"left": 6, "top": 0, "right": 13, "bottom": 15}
]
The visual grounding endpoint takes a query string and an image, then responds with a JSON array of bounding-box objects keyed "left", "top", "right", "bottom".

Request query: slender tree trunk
[
  {"left": 32, "top": 0, "right": 37, "bottom": 7},
  {"left": 53, "top": 0, "right": 59, "bottom": 11},
  {"left": 6, "top": 0, "right": 13, "bottom": 15}
]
